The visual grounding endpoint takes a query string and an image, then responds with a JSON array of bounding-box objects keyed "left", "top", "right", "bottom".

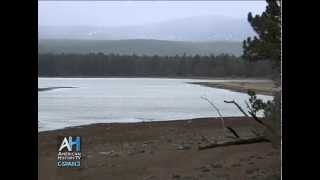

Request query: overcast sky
[{"left": 39, "top": 1, "right": 267, "bottom": 27}]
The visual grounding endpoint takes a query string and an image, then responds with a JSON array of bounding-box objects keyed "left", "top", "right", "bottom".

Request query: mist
[
  {"left": 39, "top": 1, "right": 266, "bottom": 27},
  {"left": 39, "top": 1, "right": 267, "bottom": 41}
]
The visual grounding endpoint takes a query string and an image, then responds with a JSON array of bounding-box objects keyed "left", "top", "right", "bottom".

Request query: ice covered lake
[{"left": 38, "top": 78, "right": 273, "bottom": 132}]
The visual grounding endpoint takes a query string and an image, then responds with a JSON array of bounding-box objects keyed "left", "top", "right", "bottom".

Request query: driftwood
[
  {"left": 198, "top": 97, "right": 276, "bottom": 151},
  {"left": 198, "top": 137, "right": 270, "bottom": 150}
]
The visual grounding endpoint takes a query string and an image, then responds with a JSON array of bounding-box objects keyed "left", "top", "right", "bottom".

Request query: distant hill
[
  {"left": 38, "top": 39, "right": 243, "bottom": 56},
  {"left": 39, "top": 15, "right": 255, "bottom": 42}
]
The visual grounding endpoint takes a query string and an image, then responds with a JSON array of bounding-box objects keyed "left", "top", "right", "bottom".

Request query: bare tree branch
[
  {"left": 245, "top": 100, "right": 254, "bottom": 113},
  {"left": 201, "top": 96, "right": 226, "bottom": 136},
  {"left": 248, "top": 111, "right": 264, "bottom": 125},
  {"left": 225, "top": 99, "right": 277, "bottom": 136},
  {"left": 224, "top": 100, "right": 249, "bottom": 117}
]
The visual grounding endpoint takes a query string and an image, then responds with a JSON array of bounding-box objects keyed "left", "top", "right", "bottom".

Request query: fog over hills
[
  {"left": 39, "top": 15, "right": 255, "bottom": 56},
  {"left": 39, "top": 15, "right": 255, "bottom": 41}
]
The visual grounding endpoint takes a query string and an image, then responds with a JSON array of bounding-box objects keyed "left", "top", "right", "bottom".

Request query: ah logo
[{"left": 58, "top": 136, "right": 81, "bottom": 152}]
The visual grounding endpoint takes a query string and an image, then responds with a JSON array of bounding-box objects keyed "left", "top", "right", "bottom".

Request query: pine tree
[
  {"left": 243, "top": 0, "right": 281, "bottom": 146},
  {"left": 243, "top": 0, "right": 281, "bottom": 70}
]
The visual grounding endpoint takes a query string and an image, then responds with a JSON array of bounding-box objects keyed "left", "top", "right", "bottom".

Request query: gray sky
[{"left": 39, "top": 1, "right": 267, "bottom": 27}]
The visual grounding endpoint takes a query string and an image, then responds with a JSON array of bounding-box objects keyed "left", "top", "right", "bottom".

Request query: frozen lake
[{"left": 38, "top": 78, "right": 273, "bottom": 132}]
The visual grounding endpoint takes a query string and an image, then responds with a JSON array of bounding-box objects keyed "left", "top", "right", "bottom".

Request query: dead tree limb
[
  {"left": 226, "top": 126, "right": 240, "bottom": 138},
  {"left": 224, "top": 99, "right": 268, "bottom": 127},
  {"left": 224, "top": 100, "right": 249, "bottom": 117},
  {"left": 198, "top": 137, "right": 270, "bottom": 150},
  {"left": 248, "top": 111, "right": 277, "bottom": 135},
  {"left": 245, "top": 100, "right": 254, "bottom": 115},
  {"left": 225, "top": 100, "right": 277, "bottom": 135},
  {"left": 201, "top": 96, "right": 226, "bottom": 136},
  {"left": 248, "top": 111, "right": 265, "bottom": 125}
]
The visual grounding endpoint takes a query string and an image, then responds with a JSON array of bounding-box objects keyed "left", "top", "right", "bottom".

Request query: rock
[
  {"left": 143, "top": 141, "right": 153, "bottom": 145},
  {"left": 210, "top": 163, "right": 223, "bottom": 168},
  {"left": 256, "top": 156, "right": 264, "bottom": 159},
  {"left": 110, "top": 153, "right": 120, "bottom": 158},
  {"left": 99, "top": 151, "right": 114, "bottom": 156},
  {"left": 99, "top": 150, "right": 119, "bottom": 158},
  {"left": 176, "top": 145, "right": 191, "bottom": 150},
  {"left": 200, "top": 165, "right": 211, "bottom": 172},
  {"left": 127, "top": 148, "right": 145, "bottom": 155}
]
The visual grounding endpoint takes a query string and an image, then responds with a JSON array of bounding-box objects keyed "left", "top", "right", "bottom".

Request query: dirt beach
[
  {"left": 190, "top": 80, "right": 276, "bottom": 96},
  {"left": 38, "top": 117, "right": 281, "bottom": 180}
]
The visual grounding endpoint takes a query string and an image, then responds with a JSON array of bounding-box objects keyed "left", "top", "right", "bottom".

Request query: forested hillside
[
  {"left": 38, "top": 53, "right": 273, "bottom": 77},
  {"left": 38, "top": 39, "right": 243, "bottom": 56}
]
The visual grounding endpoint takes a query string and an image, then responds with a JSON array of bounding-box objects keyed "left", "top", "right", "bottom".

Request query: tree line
[{"left": 38, "top": 53, "right": 274, "bottom": 77}]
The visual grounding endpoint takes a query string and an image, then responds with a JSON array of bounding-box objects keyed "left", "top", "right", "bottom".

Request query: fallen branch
[
  {"left": 226, "top": 126, "right": 240, "bottom": 138},
  {"left": 198, "top": 137, "right": 270, "bottom": 150}
]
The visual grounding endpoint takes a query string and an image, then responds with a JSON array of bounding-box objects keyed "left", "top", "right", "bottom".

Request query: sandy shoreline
[
  {"left": 190, "top": 81, "right": 276, "bottom": 96},
  {"left": 39, "top": 117, "right": 280, "bottom": 180}
]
